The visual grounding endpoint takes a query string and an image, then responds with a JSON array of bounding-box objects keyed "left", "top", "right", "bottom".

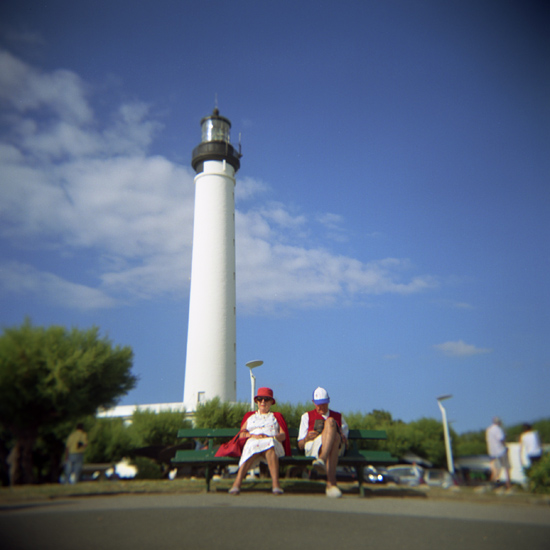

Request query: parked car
[
  {"left": 376, "top": 467, "right": 400, "bottom": 484},
  {"left": 424, "top": 468, "right": 456, "bottom": 489},
  {"left": 309, "top": 465, "right": 357, "bottom": 481},
  {"left": 363, "top": 466, "right": 396, "bottom": 484},
  {"left": 386, "top": 464, "right": 424, "bottom": 486},
  {"left": 336, "top": 466, "right": 357, "bottom": 482}
]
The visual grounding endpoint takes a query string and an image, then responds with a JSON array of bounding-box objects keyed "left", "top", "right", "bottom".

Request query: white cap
[{"left": 312, "top": 387, "right": 330, "bottom": 405}]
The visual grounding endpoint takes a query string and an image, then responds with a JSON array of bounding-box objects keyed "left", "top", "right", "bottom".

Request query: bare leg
[
  {"left": 503, "top": 466, "right": 511, "bottom": 489},
  {"left": 231, "top": 455, "right": 258, "bottom": 491},
  {"left": 318, "top": 417, "right": 342, "bottom": 488},
  {"left": 325, "top": 437, "right": 341, "bottom": 487},
  {"left": 265, "top": 448, "right": 281, "bottom": 490},
  {"left": 490, "top": 459, "right": 502, "bottom": 486}
]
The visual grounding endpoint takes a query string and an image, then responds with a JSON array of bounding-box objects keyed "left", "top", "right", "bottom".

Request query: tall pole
[
  {"left": 437, "top": 395, "right": 454, "bottom": 474},
  {"left": 250, "top": 370, "right": 256, "bottom": 411},
  {"left": 246, "top": 360, "right": 263, "bottom": 411},
  {"left": 183, "top": 109, "right": 241, "bottom": 409}
]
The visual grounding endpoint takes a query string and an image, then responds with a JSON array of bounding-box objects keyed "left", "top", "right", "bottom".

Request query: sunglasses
[{"left": 255, "top": 397, "right": 272, "bottom": 402}]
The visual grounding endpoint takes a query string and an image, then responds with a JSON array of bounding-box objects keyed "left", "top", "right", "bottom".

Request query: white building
[
  {"left": 183, "top": 109, "right": 241, "bottom": 410},
  {"left": 96, "top": 402, "right": 188, "bottom": 424}
]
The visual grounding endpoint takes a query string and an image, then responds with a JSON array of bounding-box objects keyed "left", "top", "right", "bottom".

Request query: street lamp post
[
  {"left": 245, "top": 360, "right": 263, "bottom": 411},
  {"left": 437, "top": 394, "right": 454, "bottom": 474}
]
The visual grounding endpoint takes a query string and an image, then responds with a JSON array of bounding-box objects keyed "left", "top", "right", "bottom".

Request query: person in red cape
[
  {"left": 298, "top": 387, "right": 349, "bottom": 498},
  {"left": 229, "top": 387, "right": 290, "bottom": 495}
]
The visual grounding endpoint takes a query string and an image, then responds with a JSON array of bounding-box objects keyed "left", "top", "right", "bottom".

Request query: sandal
[
  {"left": 228, "top": 487, "right": 240, "bottom": 495},
  {"left": 272, "top": 488, "right": 284, "bottom": 495}
]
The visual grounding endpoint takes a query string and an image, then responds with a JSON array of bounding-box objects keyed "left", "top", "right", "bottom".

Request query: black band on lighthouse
[{"left": 191, "top": 141, "right": 241, "bottom": 173}]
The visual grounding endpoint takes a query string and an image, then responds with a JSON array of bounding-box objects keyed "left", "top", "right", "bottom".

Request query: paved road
[{"left": 1, "top": 492, "right": 549, "bottom": 550}]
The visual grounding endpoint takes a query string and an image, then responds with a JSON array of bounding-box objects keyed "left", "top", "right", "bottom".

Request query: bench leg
[
  {"left": 356, "top": 466, "right": 366, "bottom": 497},
  {"left": 205, "top": 465, "right": 211, "bottom": 492}
]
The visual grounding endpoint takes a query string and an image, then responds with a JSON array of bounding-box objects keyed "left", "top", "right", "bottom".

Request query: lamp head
[
  {"left": 246, "top": 360, "right": 263, "bottom": 370},
  {"left": 437, "top": 394, "right": 453, "bottom": 402}
]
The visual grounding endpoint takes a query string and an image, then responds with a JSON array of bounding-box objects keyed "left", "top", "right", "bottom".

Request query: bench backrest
[
  {"left": 177, "top": 428, "right": 237, "bottom": 438},
  {"left": 177, "top": 428, "right": 387, "bottom": 440}
]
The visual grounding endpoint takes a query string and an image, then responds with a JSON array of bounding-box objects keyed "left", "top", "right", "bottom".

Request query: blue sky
[{"left": 0, "top": 0, "right": 548, "bottom": 433}]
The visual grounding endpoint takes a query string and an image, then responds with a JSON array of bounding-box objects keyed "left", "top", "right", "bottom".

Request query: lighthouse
[{"left": 183, "top": 109, "right": 241, "bottom": 409}]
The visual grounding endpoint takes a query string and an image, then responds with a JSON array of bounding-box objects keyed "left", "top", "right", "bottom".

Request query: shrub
[
  {"left": 128, "top": 410, "right": 191, "bottom": 447},
  {"left": 456, "top": 430, "right": 486, "bottom": 456},
  {"left": 132, "top": 457, "right": 163, "bottom": 480},
  {"left": 271, "top": 401, "right": 310, "bottom": 429},
  {"left": 194, "top": 397, "right": 250, "bottom": 428},
  {"left": 526, "top": 453, "right": 550, "bottom": 494},
  {"left": 86, "top": 418, "right": 133, "bottom": 463}
]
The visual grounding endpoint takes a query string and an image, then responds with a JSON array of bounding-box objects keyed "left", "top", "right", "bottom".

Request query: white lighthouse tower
[{"left": 183, "top": 109, "right": 241, "bottom": 409}]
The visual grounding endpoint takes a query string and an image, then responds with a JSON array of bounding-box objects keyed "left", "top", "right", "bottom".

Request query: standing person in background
[
  {"left": 64, "top": 423, "right": 88, "bottom": 484},
  {"left": 298, "top": 387, "right": 348, "bottom": 498},
  {"left": 485, "top": 417, "right": 510, "bottom": 490},
  {"left": 520, "top": 423, "right": 542, "bottom": 467}
]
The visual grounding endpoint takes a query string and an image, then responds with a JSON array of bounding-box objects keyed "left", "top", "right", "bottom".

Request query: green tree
[
  {"left": 32, "top": 418, "right": 82, "bottom": 484},
  {"left": 194, "top": 397, "right": 250, "bottom": 429},
  {"left": 346, "top": 409, "right": 395, "bottom": 430},
  {"left": 272, "top": 401, "right": 310, "bottom": 430},
  {"left": 368, "top": 409, "right": 395, "bottom": 427},
  {"left": 383, "top": 418, "right": 457, "bottom": 466},
  {"left": 456, "top": 430, "right": 487, "bottom": 456},
  {"left": 128, "top": 410, "right": 191, "bottom": 447},
  {"left": 533, "top": 419, "right": 550, "bottom": 443},
  {"left": 385, "top": 421, "right": 416, "bottom": 460},
  {"left": 409, "top": 417, "right": 456, "bottom": 467},
  {"left": 85, "top": 417, "right": 134, "bottom": 464},
  {"left": 0, "top": 319, "right": 136, "bottom": 484}
]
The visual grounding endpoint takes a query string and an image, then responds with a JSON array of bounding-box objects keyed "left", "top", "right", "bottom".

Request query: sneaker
[
  {"left": 326, "top": 485, "right": 342, "bottom": 498},
  {"left": 312, "top": 458, "right": 327, "bottom": 474},
  {"left": 228, "top": 487, "right": 240, "bottom": 495},
  {"left": 272, "top": 488, "right": 284, "bottom": 495}
]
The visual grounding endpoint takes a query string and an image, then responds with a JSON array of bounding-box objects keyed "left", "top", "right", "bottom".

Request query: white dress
[{"left": 238, "top": 412, "right": 284, "bottom": 468}]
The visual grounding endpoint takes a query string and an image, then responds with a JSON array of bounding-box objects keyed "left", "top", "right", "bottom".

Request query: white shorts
[
  {"left": 492, "top": 452, "right": 510, "bottom": 470},
  {"left": 304, "top": 435, "right": 346, "bottom": 458}
]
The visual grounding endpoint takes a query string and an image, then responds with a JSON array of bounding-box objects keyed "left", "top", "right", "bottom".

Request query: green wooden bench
[
  {"left": 81, "top": 463, "right": 112, "bottom": 481},
  {"left": 172, "top": 427, "right": 397, "bottom": 496}
]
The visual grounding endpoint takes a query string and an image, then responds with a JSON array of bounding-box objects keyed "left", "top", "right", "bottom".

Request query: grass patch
[
  {"left": 0, "top": 479, "right": 206, "bottom": 503},
  {"left": 2, "top": 479, "right": 550, "bottom": 507}
]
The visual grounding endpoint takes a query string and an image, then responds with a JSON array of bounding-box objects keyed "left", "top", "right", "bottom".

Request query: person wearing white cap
[
  {"left": 486, "top": 416, "right": 511, "bottom": 490},
  {"left": 297, "top": 387, "right": 349, "bottom": 498}
]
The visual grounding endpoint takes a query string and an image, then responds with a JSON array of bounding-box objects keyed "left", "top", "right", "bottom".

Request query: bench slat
[
  {"left": 177, "top": 428, "right": 238, "bottom": 438},
  {"left": 173, "top": 449, "right": 396, "bottom": 465},
  {"left": 174, "top": 449, "right": 239, "bottom": 463},
  {"left": 177, "top": 428, "right": 388, "bottom": 440}
]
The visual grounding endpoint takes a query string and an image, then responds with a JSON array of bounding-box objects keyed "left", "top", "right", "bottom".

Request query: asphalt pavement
[{"left": 1, "top": 492, "right": 549, "bottom": 550}]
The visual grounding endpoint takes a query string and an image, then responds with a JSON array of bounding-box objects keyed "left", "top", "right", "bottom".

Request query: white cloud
[
  {"left": 314, "top": 212, "right": 348, "bottom": 243},
  {"left": 235, "top": 176, "right": 270, "bottom": 201},
  {"left": 0, "top": 50, "right": 439, "bottom": 312},
  {"left": 260, "top": 202, "right": 307, "bottom": 230},
  {"left": 317, "top": 212, "right": 344, "bottom": 228},
  {"left": 434, "top": 340, "right": 492, "bottom": 357},
  {"left": 0, "top": 261, "right": 116, "bottom": 310},
  {"left": 0, "top": 50, "right": 92, "bottom": 124},
  {"left": 235, "top": 225, "right": 438, "bottom": 312}
]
